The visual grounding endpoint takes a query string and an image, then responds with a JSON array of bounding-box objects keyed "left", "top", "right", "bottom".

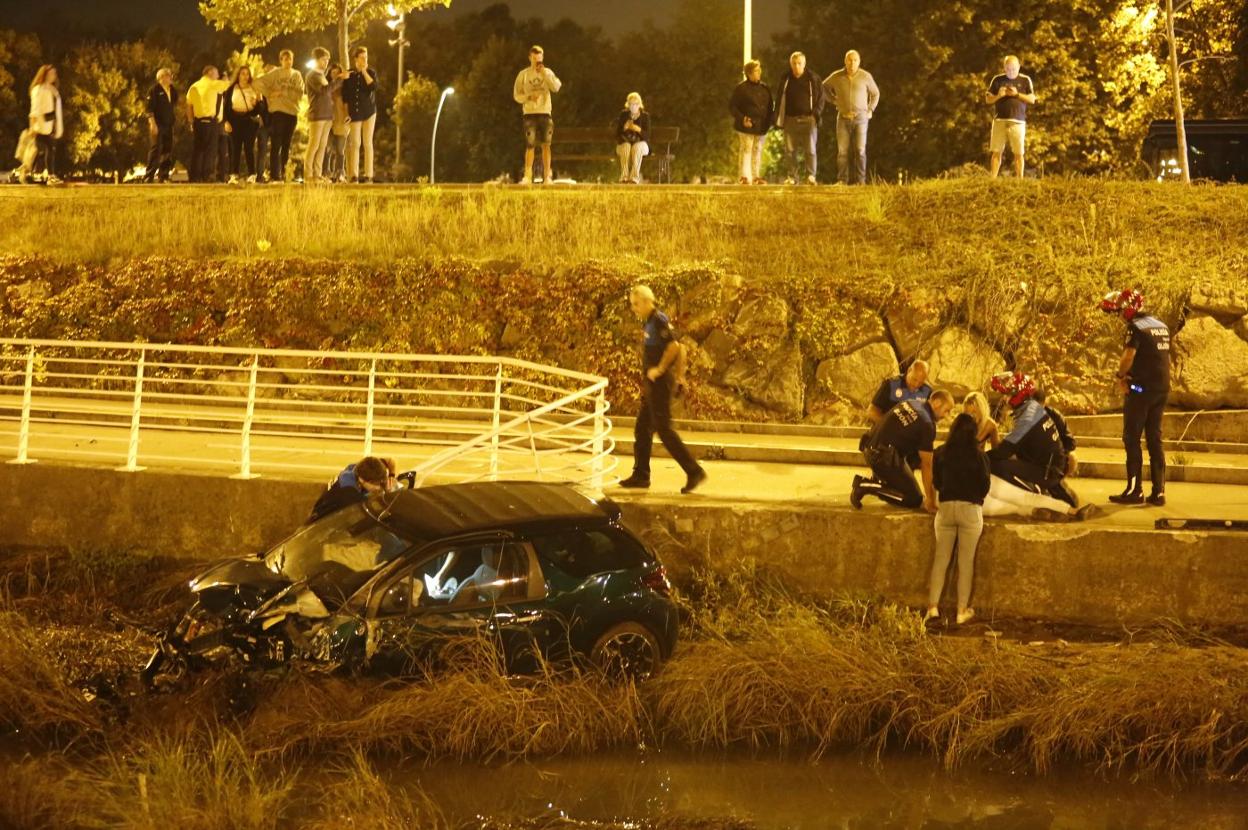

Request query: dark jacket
[
  {"left": 147, "top": 83, "right": 180, "bottom": 129},
  {"left": 615, "top": 109, "right": 650, "bottom": 144},
  {"left": 933, "top": 442, "right": 992, "bottom": 505},
  {"left": 775, "top": 69, "right": 824, "bottom": 127},
  {"left": 342, "top": 68, "right": 379, "bottom": 122},
  {"left": 307, "top": 464, "right": 365, "bottom": 524},
  {"left": 730, "top": 79, "right": 773, "bottom": 134}
]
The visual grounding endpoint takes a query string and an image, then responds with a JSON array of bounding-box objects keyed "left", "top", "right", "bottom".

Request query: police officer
[
  {"left": 307, "top": 455, "right": 397, "bottom": 524},
  {"left": 1100, "top": 289, "right": 1171, "bottom": 506},
  {"left": 987, "top": 371, "right": 1077, "bottom": 507},
  {"left": 867, "top": 359, "right": 932, "bottom": 425},
  {"left": 852, "top": 389, "right": 954, "bottom": 511},
  {"left": 618, "top": 284, "right": 707, "bottom": 494}
]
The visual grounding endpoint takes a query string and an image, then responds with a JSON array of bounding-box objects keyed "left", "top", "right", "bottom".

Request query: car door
[{"left": 363, "top": 535, "right": 554, "bottom": 674}]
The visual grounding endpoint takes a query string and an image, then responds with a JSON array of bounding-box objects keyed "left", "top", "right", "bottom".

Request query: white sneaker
[
  {"left": 784, "top": 177, "right": 796, "bottom": 185},
  {"left": 956, "top": 608, "right": 976, "bottom": 625},
  {"left": 228, "top": 174, "right": 240, "bottom": 185},
  {"left": 46, "top": 175, "right": 63, "bottom": 186},
  {"left": 246, "top": 175, "right": 256, "bottom": 184},
  {"left": 923, "top": 606, "right": 940, "bottom": 622},
  {"left": 520, "top": 176, "right": 533, "bottom": 185},
  {"left": 806, "top": 175, "right": 818, "bottom": 186}
]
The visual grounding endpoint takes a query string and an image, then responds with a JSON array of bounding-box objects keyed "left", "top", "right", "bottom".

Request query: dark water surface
[{"left": 403, "top": 752, "right": 1248, "bottom": 829}]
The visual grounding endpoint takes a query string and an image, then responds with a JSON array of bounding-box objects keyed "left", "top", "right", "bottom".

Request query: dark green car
[{"left": 144, "top": 482, "right": 679, "bottom": 684}]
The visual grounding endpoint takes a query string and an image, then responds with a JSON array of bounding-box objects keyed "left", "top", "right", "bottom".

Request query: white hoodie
[
  {"left": 513, "top": 66, "right": 562, "bottom": 115},
  {"left": 29, "top": 83, "right": 63, "bottom": 138}
]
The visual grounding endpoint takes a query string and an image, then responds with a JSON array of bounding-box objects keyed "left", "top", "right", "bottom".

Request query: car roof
[{"left": 374, "top": 481, "right": 621, "bottom": 541}]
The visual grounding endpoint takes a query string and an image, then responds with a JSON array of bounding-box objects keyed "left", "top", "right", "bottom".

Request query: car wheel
[{"left": 590, "top": 622, "right": 663, "bottom": 682}]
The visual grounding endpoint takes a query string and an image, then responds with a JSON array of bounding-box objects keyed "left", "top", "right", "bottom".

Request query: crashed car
[{"left": 143, "top": 481, "right": 678, "bottom": 685}]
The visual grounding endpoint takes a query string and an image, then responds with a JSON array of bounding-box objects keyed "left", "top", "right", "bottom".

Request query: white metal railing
[{"left": 0, "top": 339, "right": 618, "bottom": 491}]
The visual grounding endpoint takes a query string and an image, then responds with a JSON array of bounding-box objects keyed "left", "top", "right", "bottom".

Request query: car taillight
[{"left": 642, "top": 566, "right": 671, "bottom": 597}]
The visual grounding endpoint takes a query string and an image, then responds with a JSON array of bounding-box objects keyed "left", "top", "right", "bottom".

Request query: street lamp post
[
  {"left": 431, "top": 87, "right": 454, "bottom": 184},
  {"left": 387, "top": 5, "right": 409, "bottom": 181},
  {"left": 743, "top": 0, "right": 752, "bottom": 65}
]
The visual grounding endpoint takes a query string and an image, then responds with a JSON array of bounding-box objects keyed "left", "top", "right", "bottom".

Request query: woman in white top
[{"left": 27, "top": 64, "right": 64, "bottom": 185}]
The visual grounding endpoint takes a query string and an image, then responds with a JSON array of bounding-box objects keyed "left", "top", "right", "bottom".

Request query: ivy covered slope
[{"left": 2, "top": 180, "right": 1247, "bottom": 421}]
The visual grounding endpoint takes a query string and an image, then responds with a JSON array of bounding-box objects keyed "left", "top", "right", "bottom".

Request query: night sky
[{"left": 1, "top": 0, "right": 792, "bottom": 43}]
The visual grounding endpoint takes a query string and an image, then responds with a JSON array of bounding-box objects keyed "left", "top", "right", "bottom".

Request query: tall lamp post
[
  {"left": 743, "top": 0, "right": 752, "bottom": 64},
  {"left": 431, "top": 87, "right": 454, "bottom": 184},
  {"left": 387, "top": 5, "right": 409, "bottom": 180}
]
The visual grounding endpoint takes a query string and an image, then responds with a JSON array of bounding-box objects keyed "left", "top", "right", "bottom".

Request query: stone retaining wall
[{"left": 3, "top": 464, "right": 1245, "bottom": 626}]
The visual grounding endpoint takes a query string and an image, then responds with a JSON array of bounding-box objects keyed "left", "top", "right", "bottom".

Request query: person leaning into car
[
  {"left": 618, "top": 284, "right": 707, "bottom": 495},
  {"left": 307, "top": 455, "right": 397, "bottom": 523}
]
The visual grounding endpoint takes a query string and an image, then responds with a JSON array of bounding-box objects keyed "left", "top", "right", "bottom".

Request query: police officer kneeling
[
  {"left": 987, "top": 371, "right": 1077, "bottom": 508},
  {"left": 852, "top": 389, "right": 954, "bottom": 511}
]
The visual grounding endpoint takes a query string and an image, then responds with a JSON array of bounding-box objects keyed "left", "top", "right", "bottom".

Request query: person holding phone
[
  {"left": 513, "top": 45, "right": 562, "bottom": 185},
  {"left": 984, "top": 55, "right": 1036, "bottom": 178}
]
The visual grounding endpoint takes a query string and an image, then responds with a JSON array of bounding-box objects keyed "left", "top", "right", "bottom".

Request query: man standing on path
[
  {"left": 774, "top": 51, "right": 823, "bottom": 185},
  {"left": 186, "top": 65, "right": 229, "bottom": 183},
  {"left": 823, "top": 50, "right": 879, "bottom": 185},
  {"left": 144, "top": 68, "right": 179, "bottom": 183},
  {"left": 513, "top": 45, "right": 561, "bottom": 185},
  {"left": 853, "top": 390, "right": 954, "bottom": 511},
  {"left": 255, "top": 50, "right": 305, "bottom": 182},
  {"left": 619, "top": 285, "right": 707, "bottom": 495},
  {"left": 985, "top": 55, "right": 1036, "bottom": 179},
  {"left": 304, "top": 48, "right": 336, "bottom": 183},
  {"left": 1100, "top": 290, "right": 1171, "bottom": 506}
]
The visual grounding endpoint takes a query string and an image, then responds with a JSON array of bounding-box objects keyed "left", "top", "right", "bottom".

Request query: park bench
[{"left": 550, "top": 126, "right": 679, "bottom": 183}]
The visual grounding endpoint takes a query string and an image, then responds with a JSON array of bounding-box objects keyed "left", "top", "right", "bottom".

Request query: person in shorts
[
  {"left": 513, "top": 45, "right": 562, "bottom": 184},
  {"left": 985, "top": 55, "right": 1036, "bottom": 178}
]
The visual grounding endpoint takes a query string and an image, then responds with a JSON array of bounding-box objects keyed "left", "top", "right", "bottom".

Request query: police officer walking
[
  {"left": 852, "top": 389, "right": 954, "bottom": 511},
  {"left": 1101, "top": 290, "right": 1171, "bottom": 505},
  {"left": 619, "top": 285, "right": 707, "bottom": 494},
  {"left": 987, "top": 371, "right": 1078, "bottom": 507},
  {"left": 867, "top": 359, "right": 932, "bottom": 426}
]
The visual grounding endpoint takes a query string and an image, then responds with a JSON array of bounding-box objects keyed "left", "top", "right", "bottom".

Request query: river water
[{"left": 405, "top": 752, "right": 1248, "bottom": 829}]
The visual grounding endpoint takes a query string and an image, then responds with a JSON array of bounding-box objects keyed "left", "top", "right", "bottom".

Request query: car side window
[
  {"left": 531, "top": 526, "right": 650, "bottom": 579},
  {"left": 380, "top": 541, "right": 531, "bottom": 615}
]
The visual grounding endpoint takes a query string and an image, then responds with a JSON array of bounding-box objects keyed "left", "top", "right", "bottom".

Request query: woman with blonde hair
[
  {"left": 26, "top": 64, "right": 64, "bottom": 185},
  {"left": 962, "top": 391, "right": 1000, "bottom": 450},
  {"left": 615, "top": 92, "right": 650, "bottom": 184}
]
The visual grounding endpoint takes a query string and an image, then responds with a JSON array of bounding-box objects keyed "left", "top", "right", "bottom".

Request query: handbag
[{"left": 14, "top": 129, "right": 36, "bottom": 168}]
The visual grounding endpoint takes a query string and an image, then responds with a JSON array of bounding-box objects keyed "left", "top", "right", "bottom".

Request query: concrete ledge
[{"left": 2, "top": 463, "right": 1246, "bottom": 627}]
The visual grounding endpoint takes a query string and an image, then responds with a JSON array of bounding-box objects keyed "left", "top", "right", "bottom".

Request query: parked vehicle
[{"left": 142, "top": 481, "right": 678, "bottom": 686}]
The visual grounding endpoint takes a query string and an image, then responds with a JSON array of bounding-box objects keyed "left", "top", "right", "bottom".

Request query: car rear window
[{"left": 530, "top": 526, "right": 651, "bottom": 579}]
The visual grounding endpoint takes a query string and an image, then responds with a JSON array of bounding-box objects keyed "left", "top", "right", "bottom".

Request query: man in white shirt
[{"left": 512, "top": 45, "right": 562, "bottom": 185}]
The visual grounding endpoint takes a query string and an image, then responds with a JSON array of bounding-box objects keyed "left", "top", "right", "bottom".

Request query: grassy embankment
[{"left": 2, "top": 549, "right": 1248, "bottom": 828}]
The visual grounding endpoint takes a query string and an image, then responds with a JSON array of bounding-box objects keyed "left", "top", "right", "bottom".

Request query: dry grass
[
  {"left": 0, "top": 612, "right": 102, "bottom": 745},
  {"left": 4, "top": 181, "right": 1247, "bottom": 292}
]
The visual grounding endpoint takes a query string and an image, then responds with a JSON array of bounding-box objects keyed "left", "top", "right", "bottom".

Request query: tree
[
  {"left": 781, "top": 0, "right": 1172, "bottom": 177},
  {"left": 392, "top": 72, "right": 440, "bottom": 180},
  {"left": 64, "top": 41, "right": 180, "bottom": 177},
  {"left": 199, "top": 0, "right": 451, "bottom": 66}
]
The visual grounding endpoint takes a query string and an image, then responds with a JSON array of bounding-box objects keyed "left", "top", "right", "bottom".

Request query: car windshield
[{"left": 263, "top": 505, "right": 411, "bottom": 581}]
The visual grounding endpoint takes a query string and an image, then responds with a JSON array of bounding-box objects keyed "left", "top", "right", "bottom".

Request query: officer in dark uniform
[
  {"left": 1101, "top": 289, "right": 1171, "bottom": 505},
  {"left": 307, "top": 455, "right": 397, "bottom": 524},
  {"left": 618, "top": 284, "right": 707, "bottom": 494},
  {"left": 866, "top": 359, "right": 933, "bottom": 425},
  {"left": 852, "top": 389, "right": 954, "bottom": 510},
  {"left": 988, "top": 371, "right": 1076, "bottom": 507}
]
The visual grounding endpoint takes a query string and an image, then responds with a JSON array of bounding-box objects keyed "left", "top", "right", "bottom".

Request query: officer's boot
[
  {"left": 1109, "top": 475, "right": 1144, "bottom": 505},
  {"left": 850, "top": 474, "right": 882, "bottom": 509},
  {"left": 1147, "top": 463, "right": 1166, "bottom": 507}
]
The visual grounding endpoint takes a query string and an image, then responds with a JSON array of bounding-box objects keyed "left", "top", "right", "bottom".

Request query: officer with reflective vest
[
  {"left": 988, "top": 371, "right": 1077, "bottom": 507},
  {"left": 1100, "top": 289, "right": 1171, "bottom": 506},
  {"left": 852, "top": 389, "right": 954, "bottom": 511},
  {"left": 866, "top": 359, "right": 933, "bottom": 426}
]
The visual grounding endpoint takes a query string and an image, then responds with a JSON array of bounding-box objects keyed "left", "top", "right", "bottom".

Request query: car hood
[{"left": 190, "top": 557, "right": 289, "bottom": 593}]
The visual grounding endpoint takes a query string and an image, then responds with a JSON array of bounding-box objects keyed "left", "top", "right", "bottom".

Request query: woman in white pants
[
  {"left": 614, "top": 92, "right": 650, "bottom": 183},
  {"left": 926, "top": 414, "right": 991, "bottom": 625}
]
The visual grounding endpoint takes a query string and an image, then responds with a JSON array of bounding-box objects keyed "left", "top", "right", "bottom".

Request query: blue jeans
[
  {"left": 836, "top": 114, "right": 869, "bottom": 184},
  {"left": 783, "top": 117, "right": 817, "bottom": 179}
]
